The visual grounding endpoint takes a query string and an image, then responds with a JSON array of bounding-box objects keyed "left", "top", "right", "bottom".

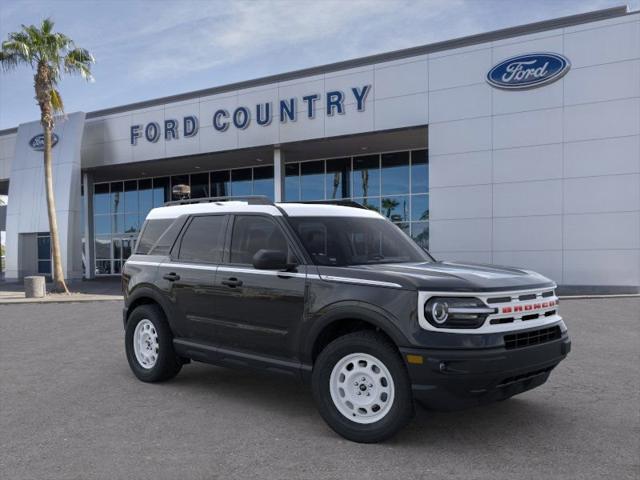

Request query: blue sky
[{"left": 0, "top": 0, "right": 634, "bottom": 130}]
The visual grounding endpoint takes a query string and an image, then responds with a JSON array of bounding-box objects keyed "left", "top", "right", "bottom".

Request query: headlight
[{"left": 424, "top": 297, "right": 495, "bottom": 329}]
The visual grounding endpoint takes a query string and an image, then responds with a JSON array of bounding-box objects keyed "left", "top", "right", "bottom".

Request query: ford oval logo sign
[
  {"left": 487, "top": 53, "right": 570, "bottom": 90},
  {"left": 29, "top": 133, "right": 59, "bottom": 151}
]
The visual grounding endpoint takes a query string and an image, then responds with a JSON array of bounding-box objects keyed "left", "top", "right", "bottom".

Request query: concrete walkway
[{"left": 0, "top": 277, "right": 123, "bottom": 304}]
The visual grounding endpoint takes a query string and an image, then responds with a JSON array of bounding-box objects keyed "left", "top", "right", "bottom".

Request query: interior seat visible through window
[{"left": 230, "top": 216, "right": 289, "bottom": 265}]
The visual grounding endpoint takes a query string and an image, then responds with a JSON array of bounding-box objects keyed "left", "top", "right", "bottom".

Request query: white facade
[{"left": 0, "top": 7, "right": 638, "bottom": 291}]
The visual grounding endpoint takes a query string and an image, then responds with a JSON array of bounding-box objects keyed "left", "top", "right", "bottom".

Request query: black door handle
[
  {"left": 163, "top": 272, "right": 180, "bottom": 282},
  {"left": 221, "top": 277, "right": 243, "bottom": 288}
]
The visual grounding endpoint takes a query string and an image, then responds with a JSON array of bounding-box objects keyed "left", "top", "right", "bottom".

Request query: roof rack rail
[
  {"left": 164, "top": 195, "right": 274, "bottom": 206},
  {"left": 285, "top": 199, "right": 367, "bottom": 209}
]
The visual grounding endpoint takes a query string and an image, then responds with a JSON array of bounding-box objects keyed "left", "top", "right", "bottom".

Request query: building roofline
[{"left": 0, "top": 5, "right": 631, "bottom": 135}]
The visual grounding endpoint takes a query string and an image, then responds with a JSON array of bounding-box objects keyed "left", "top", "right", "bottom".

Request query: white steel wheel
[
  {"left": 329, "top": 352, "right": 395, "bottom": 424},
  {"left": 133, "top": 319, "right": 159, "bottom": 369}
]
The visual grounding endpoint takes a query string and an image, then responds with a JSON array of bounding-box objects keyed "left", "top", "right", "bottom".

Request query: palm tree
[{"left": 0, "top": 18, "right": 94, "bottom": 292}]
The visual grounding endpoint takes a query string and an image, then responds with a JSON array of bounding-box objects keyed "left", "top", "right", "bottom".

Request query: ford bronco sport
[{"left": 122, "top": 196, "right": 570, "bottom": 443}]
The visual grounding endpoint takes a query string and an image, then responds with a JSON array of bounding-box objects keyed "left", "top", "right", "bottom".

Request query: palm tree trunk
[{"left": 43, "top": 123, "right": 68, "bottom": 293}]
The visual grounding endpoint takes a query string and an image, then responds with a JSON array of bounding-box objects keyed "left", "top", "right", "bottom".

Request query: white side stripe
[
  {"left": 161, "top": 262, "right": 217, "bottom": 271},
  {"left": 125, "top": 260, "right": 161, "bottom": 267},
  {"left": 319, "top": 275, "right": 403, "bottom": 289}
]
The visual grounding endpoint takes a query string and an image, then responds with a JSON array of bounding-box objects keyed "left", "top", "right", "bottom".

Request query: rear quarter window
[{"left": 136, "top": 219, "right": 174, "bottom": 255}]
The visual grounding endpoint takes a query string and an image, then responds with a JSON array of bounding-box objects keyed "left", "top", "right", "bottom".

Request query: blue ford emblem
[
  {"left": 487, "top": 53, "right": 570, "bottom": 90},
  {"left": 29, "top": 133, "right": 59, "bottom": 151}
]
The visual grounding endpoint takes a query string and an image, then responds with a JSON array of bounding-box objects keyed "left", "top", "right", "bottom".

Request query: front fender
[{"left": 299, "top": 300, "right": 411, "bottom": 365}]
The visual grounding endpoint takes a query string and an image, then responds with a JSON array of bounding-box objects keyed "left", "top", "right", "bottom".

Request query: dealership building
[{"left": 0, "top": 5, "right": 638, "bottom": 292}]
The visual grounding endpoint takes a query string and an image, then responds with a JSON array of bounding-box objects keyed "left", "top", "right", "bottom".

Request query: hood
[{"left": 333, "top": 261, "right": 555, "bottom": 292}]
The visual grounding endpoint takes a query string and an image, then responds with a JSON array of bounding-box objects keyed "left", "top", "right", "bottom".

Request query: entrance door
[{"left": 208, "top": 214, "right": 307, "bottom": 359}]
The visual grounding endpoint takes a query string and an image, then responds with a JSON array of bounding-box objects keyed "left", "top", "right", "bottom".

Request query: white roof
[
  {"left": 145, "top": 201, "right": 382, "bottom": 220},
  {"left": 279, "top": 203, "right": 382, "bottom": 218}
]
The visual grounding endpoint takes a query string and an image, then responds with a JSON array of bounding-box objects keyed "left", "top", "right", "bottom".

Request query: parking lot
[{"left": 0, "top": 297, "right": 638, "bottom": 479}]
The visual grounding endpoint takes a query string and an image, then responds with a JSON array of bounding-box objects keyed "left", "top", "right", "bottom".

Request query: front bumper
[{"left": 400, "top": 332, "right": 571, "bottom": 410}]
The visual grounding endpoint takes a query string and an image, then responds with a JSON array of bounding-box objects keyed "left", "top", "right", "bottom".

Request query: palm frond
[
  {"left": 0, "top": 51, "right": 20, "bottom": 70},
  {"left": 41, "top": 17, "right": 54, "bottom": 35},
  {"left": 50, "top": 88, "right": 64, "bottom": 113},
  {"left": 64, "top": 47, "right": 94, "bottom": 81}
]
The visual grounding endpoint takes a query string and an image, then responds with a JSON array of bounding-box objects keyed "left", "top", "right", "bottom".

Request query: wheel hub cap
[
  {"left": 329, "top": 353, "right": 395, "bottom": 424},
  {"left": 133, "top": 319, "right": 159, "bottom": 369}
]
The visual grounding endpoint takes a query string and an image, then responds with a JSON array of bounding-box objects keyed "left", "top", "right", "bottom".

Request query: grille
[{"left": 504, "top": 326, "right": 561, "bottom": 350}]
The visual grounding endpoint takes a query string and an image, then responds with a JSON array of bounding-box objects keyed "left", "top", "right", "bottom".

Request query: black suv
[{"left": 122, "top": 196, "right": 570, "bottom": 443}]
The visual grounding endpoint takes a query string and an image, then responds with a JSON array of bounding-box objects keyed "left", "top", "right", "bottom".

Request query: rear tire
[
  {"left": 125, "top": 304, "right": 182, "bottom": 382},
  {"left": 312, "top": 331, "right": 414, "bottom": 443}
]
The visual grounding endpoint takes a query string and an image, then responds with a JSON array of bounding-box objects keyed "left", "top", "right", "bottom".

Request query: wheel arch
[
  {"left": 125, "top": 285, "right": 172, "bottom": 328},
  {"left": 303, "top": 303, "right": 409, "bottom": 365}
]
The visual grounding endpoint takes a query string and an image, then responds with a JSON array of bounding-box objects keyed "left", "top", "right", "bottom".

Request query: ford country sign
[
  {"left": 29, "top": 133, "right": 59, "bottom": 151},
  {"left": 487, "top": 53, "right": 570, "bottom": 90}
]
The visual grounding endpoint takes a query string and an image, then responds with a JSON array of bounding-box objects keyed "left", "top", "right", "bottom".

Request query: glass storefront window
[
  {"left": 190, "top": 172, "right": 209, "bottom": 198},
  {"left": 231, "top": 168, "right": 252, "bottom": 196},
  {"left": 381, "top": 152, "right": 410, "bottom": 195},
  {"left": 153, "top": 177, "right": 170, "bottom": 207},
  {"left": 211, "top": 170, "right": 230, "bottom": 197},
  {"left": 138, "top": 179, "right": 153, "bottom": 218},
  {"left": 326, "top": 158, "right": 350, "bottom": 199},
  {"left": 94, "top": 215, "right": 110, "bottom": 235},
  {"left": 124, "top": 180, "right": 138, "bottom": 213},
  {"left": 285, "top": 163, "right": 300, "bottom": 201},
  {"left": 110, "top": 182, "right": 123, "bottom": 215},
  {"left": 95, "top": 236, "right": 110, "bottom": 259},
  {"left": 352, "top": 155, "right": 380, "bottom": 199},
  {"left": 301, "top": 161, "right": 325, "bottom": 200},
  {"left": 382, "top": 195, "right": 409, "bottom": 222},
  {"left": 94, "top": 183, "right": 110, "bottom": 214},
  {"left": 411, "top": 194, "right": 429, "bottom": 221},
  {"left": 253, "top": 166, "right": 274, "bottom": 200},
  {"left": 112, "top": 214, "right": 124, "bottom": 234},
  {"left": 411, "top": 149, "right": 428, "bottom": 192},
  {"left": 95, "top": 260, "right": 111, "bottom": 275},
  {"left": 124, "top": 213, "right": 139, "bottom": 233}
]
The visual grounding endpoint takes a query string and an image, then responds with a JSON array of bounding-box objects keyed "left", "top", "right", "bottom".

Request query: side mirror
[{"left": 252, "top": 249, "right": 289, "bottom": 270}]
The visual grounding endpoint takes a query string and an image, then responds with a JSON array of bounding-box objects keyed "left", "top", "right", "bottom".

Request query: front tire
[
  {"left": 312, "top": 331, "right": 414, "bottom": 443},
  {"left": 125, "top": 304, "right": 182, "bottom": 382}
]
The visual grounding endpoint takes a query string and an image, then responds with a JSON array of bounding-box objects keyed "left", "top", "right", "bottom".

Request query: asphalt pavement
[{"left": 0, "top": 298, "right": 638, "bottom": 480}]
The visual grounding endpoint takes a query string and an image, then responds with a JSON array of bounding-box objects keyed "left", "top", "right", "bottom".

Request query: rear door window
[
  {"left": 177, "top": 215, "right": 228, "bottom": 263},
  {"left": 229, "top": 215, "right": 289, "bottom": 265}
]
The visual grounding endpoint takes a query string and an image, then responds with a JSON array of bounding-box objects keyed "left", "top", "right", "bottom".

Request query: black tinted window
[
  {"left": 149, "top": 219, "right": 185, "bottom": 255},
  {"left": 136, "top": 219, "right": 173, "bottom": 254},
  {"left": 178, "top": 215, "right": 227, "bottom": 263},
  {"left": 230, "top": 216, "right": 288, "bottom": 264},
  {"left": 289, "top": 216, "right": 430, "bottom": 266}
]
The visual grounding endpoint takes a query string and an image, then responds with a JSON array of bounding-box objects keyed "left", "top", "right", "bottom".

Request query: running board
[{"left": 173, "top": 338, "right": 311, "bottom": 380}]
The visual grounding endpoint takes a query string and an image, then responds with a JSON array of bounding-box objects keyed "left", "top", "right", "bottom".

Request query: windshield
[{"left": 288, "top": 216, "right": 432, "bottom": 266}]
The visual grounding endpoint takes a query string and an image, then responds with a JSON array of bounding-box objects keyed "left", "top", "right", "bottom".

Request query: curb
[{"left": 0, "top": 296, "right": 123, "bottom": 305}]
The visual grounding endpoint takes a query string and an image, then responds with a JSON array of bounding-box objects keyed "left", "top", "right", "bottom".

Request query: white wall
[
  {"left": 428, "top": 12, "right": 640, "bottom": 289},
  {"left": 5, "top": 113, "right": 85, "bottom": 280},
  {"left": 0, "top": 133, "right": 16, "bottom": 181}
]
